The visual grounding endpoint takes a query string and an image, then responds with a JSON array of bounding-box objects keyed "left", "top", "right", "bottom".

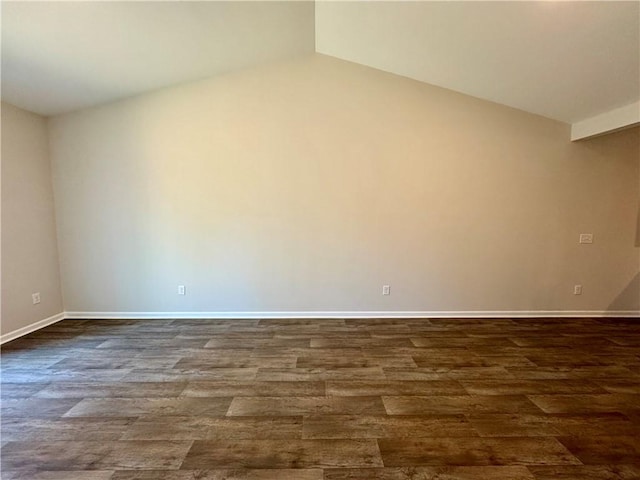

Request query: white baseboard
[
  {"left": 0, "top": 312, "right": 66, "bottom": 345},
  {"left": 64, "top": 310, "right": 640, "bottom": 319}
]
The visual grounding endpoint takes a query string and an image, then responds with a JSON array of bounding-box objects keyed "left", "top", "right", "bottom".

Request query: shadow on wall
[
  {"left": 607, "top": 198, "right": 640, "bottom": 312},
  {"left": 636, "top": 200, "right": 640, "bottom": 247},
  {"left": 608, "top": 272, "right": 640, "bottom": 311}
]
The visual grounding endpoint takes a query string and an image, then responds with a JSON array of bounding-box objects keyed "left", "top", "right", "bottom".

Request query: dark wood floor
[{"left": 1, "top": 317, "right": 639, "bottom": 479}]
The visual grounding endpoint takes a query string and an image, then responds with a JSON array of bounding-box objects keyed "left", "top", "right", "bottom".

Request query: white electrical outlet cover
[{"left": 579, "top": 234, "right": 593, "bottom": 244}]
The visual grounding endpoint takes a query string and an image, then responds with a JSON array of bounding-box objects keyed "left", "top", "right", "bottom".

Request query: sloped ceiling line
[{"left": 1, "top": 0, "right": 638, "bottom": 140}]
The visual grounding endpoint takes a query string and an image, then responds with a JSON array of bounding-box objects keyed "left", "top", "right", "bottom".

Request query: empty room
[{"left": 1, "top": 1, "right": 639, "bottom": 479}]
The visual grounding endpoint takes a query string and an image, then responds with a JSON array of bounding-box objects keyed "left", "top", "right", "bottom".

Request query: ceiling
[
  {"left": 2, "top": 1, "right": 639, "bottom": 125},
  {"left": 1, "top": 1, "right": 315, "bottom": 115},
  {"left": 317, "top": 1, "right": 640, "bottom": 124}
]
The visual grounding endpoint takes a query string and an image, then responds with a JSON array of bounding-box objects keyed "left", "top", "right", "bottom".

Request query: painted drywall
[
  {"left": 1, "top": 102, "right": 63, "bottom": 335},
  {"left": 48, "top": 54, "right": 640, "bottom": 315}
]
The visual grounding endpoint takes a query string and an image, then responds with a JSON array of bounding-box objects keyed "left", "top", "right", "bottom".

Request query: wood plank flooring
[{"left": 1, "top": 317, "right": 640, "bottom": 479}]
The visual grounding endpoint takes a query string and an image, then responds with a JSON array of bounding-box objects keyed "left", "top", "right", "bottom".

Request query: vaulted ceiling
[
  {"left": 1, "top": 1, "right": 315, "bottom": 115},
  {"left": 317, "top": 1, "right": 639, "bottom": 125},
  {"left": 2, "top": 1, "right": 639, "bottom": 135}
]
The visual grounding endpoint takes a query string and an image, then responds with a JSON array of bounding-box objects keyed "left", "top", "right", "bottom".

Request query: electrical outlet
[
  {"left": 32, "top": 292, "right": 41, "bottom": 304},
  {"left": 574, "top": 285, "right": 583, "bottom": 295},
  {"left": 579, "top": 233, "right": 593, "bottom": 244},
  {"left": 178, "top": 285, "right": 186, "bottom": 295},
  {"left": 382, "top": 285, "right": 391, "bottom": 295}
]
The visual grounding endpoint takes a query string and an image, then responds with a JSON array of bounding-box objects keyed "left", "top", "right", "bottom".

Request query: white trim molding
[
  {"left": 0, "top": 312, "right": 66, "bottom": 345},
  {"left": 571, "top": 101, "right": 640, "bottom": 141},
  {"left": 64, "top": 310, "right": 640, "bottom": 319}
]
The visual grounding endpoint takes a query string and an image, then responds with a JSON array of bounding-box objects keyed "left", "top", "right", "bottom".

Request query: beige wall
[
  {"left": 48, "top": 55, "right": 640, "bottom": 315},
  {"left": 2, "top": 102, "right": 63, "bottom": 335}
]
